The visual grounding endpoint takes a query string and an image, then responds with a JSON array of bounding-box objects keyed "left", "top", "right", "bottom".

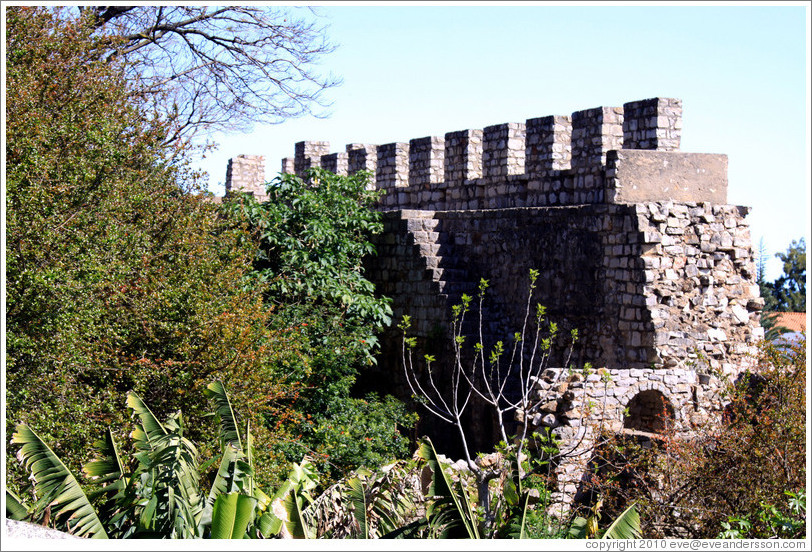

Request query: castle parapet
[
  {"left": 623, "top": 98, "right": 682, "bottom": 151},
  {"left": 229, "top": 98, "right": 725, "bottom": 209},
  {"left": 571, "top": 106, "right": 624, "bottom": 173},
  {"left": 294, "top": 141, "right": 330, "bottom": 174},
  {"left": 526, "top": 115, "right": 572, "bottom": 176},
  {"left": 483, "top": 123, "right": 526, "bottom": 178},
  {"left": 225, "top": 154, "right": 266, "bottom": 199},
  {"left": 321, "top": 151, "right": 348, "bottom": 176},
  {"left": 409, "top": 136, "right": 445, "bottom": 188}
]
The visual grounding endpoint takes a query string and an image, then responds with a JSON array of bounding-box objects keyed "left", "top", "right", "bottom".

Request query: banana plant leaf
[
  {"left": 205, "top": 380, "right": 243, "bottom": 451},
  {"left": 569, "top": 515, "right": 588, "bottom": 539},
  {"left": 281, "top": 487, "right": 313, "bottom": 539},
  {"left": 12, "top": 423, "right": 109, "bottom": 539},
  {"left": 210, "top": 492, "right": 257, "bottom": 539},
  {"left": 83, "top": 429, "right": 124, "bottom": 485},
  {"left": 126, "top": 392, "right": 167, "bottom": 452},
  {"left": 245, "top": 421, "right": 255, "bottom": 497},
  {"left": 346, "top": 477, "right": 370, "bottom": 538},
  {"left": 416, "top": 437, "right": 480, "bottom": 539},
  {"left": 602, "top": 502, "right": 641, "bottom": 539},
  {"left": 6, "top": 489, "right": 31, "bottom": 521},
  {"left": 207, "top": 444, "right": 248, "bottom": 505}
]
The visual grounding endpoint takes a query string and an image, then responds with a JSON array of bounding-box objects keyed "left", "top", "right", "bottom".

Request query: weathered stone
[
  {"left": 731, "top": 304, "right": 750, "bottom": 324},
  {"left": 540, "top": 413, "right": 559, "bottom": 428},
  {"left": 539, "top": 400, "right": 559, "bottom": 413},
  {"left": 229, "top": 97, "right": 762, "bottom": 513}
]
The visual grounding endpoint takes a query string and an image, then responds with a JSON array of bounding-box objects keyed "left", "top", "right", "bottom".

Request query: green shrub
[{"left": 222, "top": 168, "right": 414, "bottom": 483}]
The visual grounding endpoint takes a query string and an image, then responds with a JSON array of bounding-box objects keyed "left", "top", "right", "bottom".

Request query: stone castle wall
[
  {"left": 366, "top": 201, "right": 761, "bottom": 378},
  {"left": 225, "top": 97, "right": 764, "bottom": 508}
]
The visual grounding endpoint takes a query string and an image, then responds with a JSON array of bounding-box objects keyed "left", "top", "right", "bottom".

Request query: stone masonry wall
[
  {"left": 225, "top": 97, "right": 763, "bottom": 509},
  {"left": 225, "top": 155, "right": 267, "bottom": 199},
  {"left": 272, "top": 98, "right": 726, "bottom": 211},
  {"left": 365, "top": 202, "right": 761, "bottom": 379}
]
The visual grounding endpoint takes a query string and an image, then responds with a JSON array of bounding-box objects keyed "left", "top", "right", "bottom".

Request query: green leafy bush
[
  {"left": 221, "top": 169, "right": 414, "bottom": 482},
  {"left": 5, "top": 7, "right": 307, "bottom": 493},
  {"left": 7, "top": 381, "right": 330, "bottom": 539}
]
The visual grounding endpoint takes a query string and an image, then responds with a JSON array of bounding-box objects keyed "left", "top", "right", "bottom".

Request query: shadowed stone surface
[{"left": 607, "top": 150, "right": 728, "bottom": 204}]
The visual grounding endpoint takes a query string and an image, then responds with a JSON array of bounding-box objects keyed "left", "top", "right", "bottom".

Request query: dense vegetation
[
  {"left": 584, "top": 337, "right": 806, "bottom": 539},
  {"left": 5, "top": 6, "right": 806, "bottom": 541},
  {"left": 221, "top": 170, "right": 416, "bottom": 481},
  {"left": 5, "top": 6, "right": 409, "bottom": 495},
  {"left": 759, "top": 238, "right": 806, "bottom": 313}
]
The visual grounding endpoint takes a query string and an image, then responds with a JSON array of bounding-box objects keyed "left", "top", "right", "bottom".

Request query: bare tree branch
[{"left": 78, "top": 6, "right": 340, "bottom": 142}]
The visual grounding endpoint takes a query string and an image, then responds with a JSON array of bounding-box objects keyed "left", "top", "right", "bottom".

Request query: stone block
[{"left": 607, "top": 150, "right": 728, "bottom": 204}]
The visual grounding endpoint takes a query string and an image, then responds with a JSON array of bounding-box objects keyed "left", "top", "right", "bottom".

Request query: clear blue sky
[{"left": 198, "top": 2, "right": 810, "bottom": 281}]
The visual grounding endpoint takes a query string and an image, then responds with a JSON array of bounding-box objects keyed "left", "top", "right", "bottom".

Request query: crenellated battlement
[
  {"left": 257, "top": 98, "right": 726, "bottom": 210},
  {"left": 223, "top": 98, "right": 761, "bottom": 505}
]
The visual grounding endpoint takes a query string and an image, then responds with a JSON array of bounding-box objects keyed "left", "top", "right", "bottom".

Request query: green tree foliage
[
  {"left": 760, "top": 238, "right": 806, "bottom": 313},
  {"left": 770, "top": 238, "right": 806, "bottom": 312},
  {"left": 222, "top": 169, "right": 415, "bottom": 481},
  {"left": 5, "top": 6, "right": 298, "bottom": 491},
  {"left": 6, "top": 7, "right": 411, "bottom": 502}
]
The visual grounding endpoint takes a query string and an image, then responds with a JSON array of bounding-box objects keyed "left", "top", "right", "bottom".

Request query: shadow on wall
[{"left": 623, "top": 389, "right": 676, "bottom": 434}]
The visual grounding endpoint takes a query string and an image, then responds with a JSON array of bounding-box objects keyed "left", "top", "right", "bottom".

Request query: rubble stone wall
[{"left": 225, "top": 97, "right": 764, "bottom": 508}]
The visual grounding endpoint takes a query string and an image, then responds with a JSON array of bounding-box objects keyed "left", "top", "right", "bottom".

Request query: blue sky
[{"left": 197, "top": 2, "right": 810, "bottom": 281}]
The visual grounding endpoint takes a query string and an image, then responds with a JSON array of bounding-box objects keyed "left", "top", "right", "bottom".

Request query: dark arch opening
[{"left": 623, "top": 389, "right": 675, "bottom": 434}]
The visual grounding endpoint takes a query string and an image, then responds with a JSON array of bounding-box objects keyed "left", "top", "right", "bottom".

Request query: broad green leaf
[
  {"left": 282, "top": 490, "right": 313, "bottom": 539},
  {"left": 347, "top": 477, "right": 369, "bottom": 538},
  {"left": 204, "top": 381, "right": 242, "bottom": 451},
  {"left": 416, "top": 437, "right": 479, "bottom": 539},
  {"left": 12, "top": 424, "right": 108, "bottom": 538},
  {"left": 83, "top": 429, "right": 124, "bottom": 484},
  {"left": 6, "top": 489, "right": 31, "bottom": 521},
  {"left": 210, "top": 493, "right": 257, "bottom": 539},
  {"left": 127, "top": 392, "right": 167, "bottom": 452},
  {"left": 503, "top": 477, "right": 519, "bottom": 507},
  {"left": 602, "top": 502, "right": 641, "bottom": 539},
  {"left": 256, "top": 511, "right": 282, "bottom": 538},
  {"left": 569, "top": 516, "right": 588, "bottom": 539}
]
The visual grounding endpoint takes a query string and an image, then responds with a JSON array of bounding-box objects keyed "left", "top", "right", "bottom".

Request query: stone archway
[{"left": 623, "top": 388, "right": 676, "bottom": 434}]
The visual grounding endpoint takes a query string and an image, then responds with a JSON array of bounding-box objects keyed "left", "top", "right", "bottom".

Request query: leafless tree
[
  {"left": 77, "top": 5, "right": 340, "bottom": 144},
  {"left": 400, "top": 270, "right": 579, "bottom": 518}
]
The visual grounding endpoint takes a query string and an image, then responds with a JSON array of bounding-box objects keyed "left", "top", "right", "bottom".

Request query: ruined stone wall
[
  {"left": 225, "top": 154, "right": 267, "bottom": 199},
  {"left": 366, "top": 201, "right": 762, "bottom": 380},
  {"left": 225, "top": 96, "right": 764, "bottom": 508}
]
